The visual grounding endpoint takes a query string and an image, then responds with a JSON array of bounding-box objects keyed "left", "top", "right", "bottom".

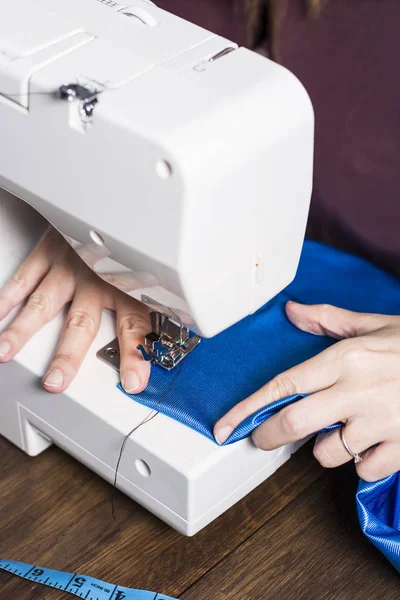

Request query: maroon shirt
[
  {"left": 159, "top": 0, "right": 400, "bottom": 277},
  {"left": 275, "top": 0, "right": 400, "bottom": 278},
  {"left": 157, "top": 0, "right": 252, "bottom": 47}
]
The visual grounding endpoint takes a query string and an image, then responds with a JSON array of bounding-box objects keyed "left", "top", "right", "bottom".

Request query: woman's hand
[
  {"left": 214, "top": 302, "right": 400, "bottom": 482},
  {"left": 0, "top": 227, "right": 151, "bottom": 394}
]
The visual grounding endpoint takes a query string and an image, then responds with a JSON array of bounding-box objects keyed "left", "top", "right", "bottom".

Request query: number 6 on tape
[{"left": 0, "top": 559, "right": 177, "bottom": 599}]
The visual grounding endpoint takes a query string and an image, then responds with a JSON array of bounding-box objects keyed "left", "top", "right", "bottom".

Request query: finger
[
  {"left": 286, "top": 301, "right": 388, "bottom": 340},
  {"left": 250, "top": 385, "right": 353, "bottom": 450},
  {"left": 116, "top": 294, "right": 151, "bottom": 394},
  {"left": 0, "top": 266, "right": 75, "bottom": 363},
  {"left": 214, "top": 344, "right": 342, "bottom": 445},
  {"left": 312, "top": 420, "right": 382, "bottom": 469},
  {"left": 356, "top": 442, "right": 400, "bottom": 482},
  {"left": 0, "top": 234, "right": 53, "bottom": 321},
  {"left": 73, "top": 244, "right": 110, "bottom": 269},
  {"left": 42, "top": 285, "right": 103, "bottom": 393}
]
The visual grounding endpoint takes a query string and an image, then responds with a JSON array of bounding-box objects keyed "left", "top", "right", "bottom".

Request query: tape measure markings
[{"left": 0, "top": 559, "right": 177, "bottom": 599}]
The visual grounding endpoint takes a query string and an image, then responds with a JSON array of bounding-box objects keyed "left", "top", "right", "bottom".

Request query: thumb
[{"left": 285, "top": 302, "right": 386, "bottom": 340}]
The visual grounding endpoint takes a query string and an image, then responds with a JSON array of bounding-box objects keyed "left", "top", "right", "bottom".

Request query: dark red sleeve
[
  {"left": 156, "top": 0, "right": 251, "bottom": 47},
  {"left": 271, "top": 0, "right": 400, "bottom": 277}
]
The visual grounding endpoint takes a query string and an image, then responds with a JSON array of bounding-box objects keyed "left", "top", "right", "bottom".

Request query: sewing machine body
[
  {"left": 0, "top": 0, "right": 313, "bottom": 337},
  {"left": 0, "top": 0, "right": 313, "bottom": 534},
  {"left": 0, "top": 204, "right": 304, "bottom": 535}
]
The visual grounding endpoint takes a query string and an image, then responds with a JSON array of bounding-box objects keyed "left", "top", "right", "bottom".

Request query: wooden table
[{"left": 0, "top": 435, "right": 398, "bottom": 599}]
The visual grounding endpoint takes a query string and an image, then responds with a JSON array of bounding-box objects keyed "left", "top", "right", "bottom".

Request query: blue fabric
[
  {"left": 119, "top": 240, "right": 400, "bottom": 569},
  {"left": 357, "top": 475, "right": 400, "bottom": 570}
]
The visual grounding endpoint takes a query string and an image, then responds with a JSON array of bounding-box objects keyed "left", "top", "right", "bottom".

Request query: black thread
[{"left": 111, "top": 363, "right": 185, "bottom": 519}]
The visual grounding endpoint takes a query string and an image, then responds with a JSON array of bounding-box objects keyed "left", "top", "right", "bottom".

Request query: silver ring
[{"left": 340, "top": 427, "right": 363, "bottom": 463}]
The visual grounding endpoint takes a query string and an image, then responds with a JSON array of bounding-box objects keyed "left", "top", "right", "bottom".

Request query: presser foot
[
  {"left": 96, "top": 311, "right": 201, "bottom": 373},
  {"left": 137, "top": 311, "right": 201, "bottom": 370}
]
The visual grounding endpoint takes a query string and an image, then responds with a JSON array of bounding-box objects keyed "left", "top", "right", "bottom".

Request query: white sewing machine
[{"left": 0, "top": 0, "right": 314, "bottom": 534}]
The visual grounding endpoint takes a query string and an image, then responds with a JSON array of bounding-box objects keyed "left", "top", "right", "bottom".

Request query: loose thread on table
[{"left": 111, "top": 363, "right": 185, "bottom": 519}]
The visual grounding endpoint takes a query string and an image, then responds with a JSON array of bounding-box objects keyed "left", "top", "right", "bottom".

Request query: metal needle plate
[{"left": 96, "top": 338, "right": 120, "bottom": 372}]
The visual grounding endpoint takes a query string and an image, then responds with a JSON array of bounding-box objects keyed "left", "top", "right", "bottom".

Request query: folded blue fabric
[
  {"left": 119, "top": 241, "right": 400, "bottom": 569},
  {"left": 357, "top": 474, "right": 400, "bottom": 570}
]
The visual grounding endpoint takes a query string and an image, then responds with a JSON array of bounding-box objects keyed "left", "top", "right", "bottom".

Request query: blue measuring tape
[{"left": 0, "top": 559, "right": 177, "bottom": 599}]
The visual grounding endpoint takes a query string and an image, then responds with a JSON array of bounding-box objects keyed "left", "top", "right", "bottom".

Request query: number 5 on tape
[{"left": 0, "top": 559, "right": 177, "bottom": 599}]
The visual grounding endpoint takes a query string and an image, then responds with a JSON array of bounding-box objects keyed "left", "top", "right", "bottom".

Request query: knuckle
[
  {"left": 339, "top": 340, "right": 367, "bottom": 366},
  {"left": 11, "top": 270, "right": 29, "bottom": 290},
  {"left": 26, "top": 292, "right": 49, "bottom": 316},
  {"left": 66, "top": 310, "right": 96, "bottom": 335},
  {"left": 270, "top": 375, "right": 297, "bottom": 401},
  {"left": 118, "top": 312, "right": 149, "bottom": 338},
  {"left": 280, "top": 407, "right": 307, "bottom": 438}
]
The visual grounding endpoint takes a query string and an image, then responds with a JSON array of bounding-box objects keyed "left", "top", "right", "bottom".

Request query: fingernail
[
  {"left": 0, "top": 340, "right": 11, "bottom": 357},
  {"left": 123, "top": 371, "right": 141, "bottom": 394},
  {"left": 43, "top": 369, "right": 64, "bottom": 388},
  {"left": 215, "top": 425, "right": 233, "bottom": 445}
]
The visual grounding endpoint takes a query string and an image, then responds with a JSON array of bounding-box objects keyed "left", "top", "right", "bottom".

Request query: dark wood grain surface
[{"left": 0, "top": 436, "right": 398, "bottom": 599}]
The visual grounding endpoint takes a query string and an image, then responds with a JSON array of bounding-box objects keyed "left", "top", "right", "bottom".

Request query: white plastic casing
[
  {"left": 0, "top": 0, "right": 314, "bottom": 337},
  {"left": 0, "top": 193, "right": 307, "bottom": 535},
  {"left": 0, "top": 0, "right": 313, "bottom": 535}
]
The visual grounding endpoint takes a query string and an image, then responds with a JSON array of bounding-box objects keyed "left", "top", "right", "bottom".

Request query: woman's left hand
[
  {"left": 0, "top": 227, "right": 151, "bottom": 395},
  {"left": 214, "top": 302, "right": 400, "bottom": 482}
]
